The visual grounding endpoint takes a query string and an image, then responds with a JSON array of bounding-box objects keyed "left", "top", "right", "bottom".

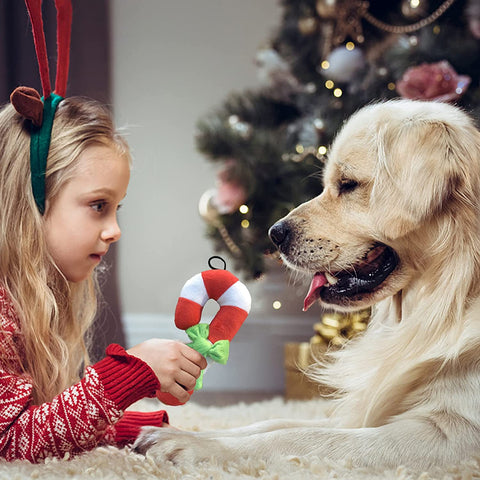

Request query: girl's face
[{"left": 44, "top": 145, "right": 130, "bottom": 282}]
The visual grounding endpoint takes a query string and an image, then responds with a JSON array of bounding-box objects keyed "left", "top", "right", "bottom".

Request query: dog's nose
[{"left": 268, "top": 221, "right": 290, "bottom": 247}]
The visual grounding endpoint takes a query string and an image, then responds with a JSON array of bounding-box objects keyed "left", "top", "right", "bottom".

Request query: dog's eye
[{"left": 338, "top": 179, "right": 359, "bottom": 194}]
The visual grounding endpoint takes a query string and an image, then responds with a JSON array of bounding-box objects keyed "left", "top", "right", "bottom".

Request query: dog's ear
[{"left": 371, "top": 118, "right": 480, "bottom": 240}]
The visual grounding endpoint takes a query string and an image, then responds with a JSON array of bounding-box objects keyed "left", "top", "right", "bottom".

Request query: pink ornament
[
  {"left": 396, "top": 61, "right": 471, "bottom": 103},
  {"left": 213, "top": 161, "right": 247, "bottom": 214}
]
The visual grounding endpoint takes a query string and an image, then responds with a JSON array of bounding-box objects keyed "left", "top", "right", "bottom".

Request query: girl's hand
[{"left": 127, "top": 339, "right": 207, "bottom": 404}]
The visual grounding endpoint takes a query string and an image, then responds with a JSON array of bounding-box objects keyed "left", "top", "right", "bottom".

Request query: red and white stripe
[{"left": 174, "top": 270, "right": 251, "bottom": 344}]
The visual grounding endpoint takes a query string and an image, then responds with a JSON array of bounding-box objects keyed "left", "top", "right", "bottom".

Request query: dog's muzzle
[{"left": 269, "top": 221, "right": 291, "bottom": 253}]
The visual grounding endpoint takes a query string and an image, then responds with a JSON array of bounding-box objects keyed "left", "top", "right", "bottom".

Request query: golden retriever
[{"left": 134, "top": 99, "right": 480, "bottom": 469}]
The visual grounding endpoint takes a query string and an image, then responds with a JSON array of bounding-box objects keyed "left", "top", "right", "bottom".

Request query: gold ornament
[
  {"left": 333, "top": 0, "right": 369, "bottom": 45},
  {"left": 316, "top": 0, "right": 337, "bottom": 19},
  {"left": 401, "top": 0, "right": 429, "bottom": 19},
  {"left": 298, "top": 16, "right": 318, "bottom": 35}
]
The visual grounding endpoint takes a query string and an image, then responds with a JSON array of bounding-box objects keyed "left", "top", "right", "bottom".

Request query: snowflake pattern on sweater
[{"left": 0, "top": 288, "right": 167, "bottom": 462}]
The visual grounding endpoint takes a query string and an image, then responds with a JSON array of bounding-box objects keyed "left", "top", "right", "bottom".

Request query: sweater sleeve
[
  {"left": 0, "top": 344, "right": 162, "bottom": 462},
  {"left": 104, "top": 410, "right": 169, "bottom": 447}
]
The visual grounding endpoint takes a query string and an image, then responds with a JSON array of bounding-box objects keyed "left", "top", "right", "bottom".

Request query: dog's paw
[{"left": 133, "top": 427, "right": 232, "bottom": 465}]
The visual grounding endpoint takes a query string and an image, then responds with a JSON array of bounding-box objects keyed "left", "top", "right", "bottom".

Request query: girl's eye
[{"left": 90, "top": 201, "right": 107, "bottom": 213}]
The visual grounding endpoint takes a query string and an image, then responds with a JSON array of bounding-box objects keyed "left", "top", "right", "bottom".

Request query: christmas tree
[{"left": 197, "top": 0, "right": 480, "bottom": 280}]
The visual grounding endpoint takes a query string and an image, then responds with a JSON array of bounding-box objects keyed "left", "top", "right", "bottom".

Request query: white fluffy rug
[{"left": 1, "top": 397, "right": 479, "bottom": 479}]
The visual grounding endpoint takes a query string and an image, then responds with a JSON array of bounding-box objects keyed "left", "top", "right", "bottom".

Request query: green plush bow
[{"left": 185, "top": 323, "right": 230, "bottom": 390}]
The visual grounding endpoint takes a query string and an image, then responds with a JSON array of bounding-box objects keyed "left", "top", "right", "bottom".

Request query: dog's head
[{"left": 269, "top": 100, "right": 480, "bottom": 311}]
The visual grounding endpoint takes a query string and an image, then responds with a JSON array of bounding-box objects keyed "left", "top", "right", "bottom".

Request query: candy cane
[{"left": 157, "top": 263, "right": 251, "bottom": 406}]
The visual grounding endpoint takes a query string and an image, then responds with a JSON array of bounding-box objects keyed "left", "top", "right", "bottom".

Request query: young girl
[{"left": 0, "top": 96, "right": 207, "bottom": 462}]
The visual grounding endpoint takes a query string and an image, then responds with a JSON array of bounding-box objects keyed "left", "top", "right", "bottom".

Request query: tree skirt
[{"left": 0, "top": 397, "right": 478, "bottom": 480}]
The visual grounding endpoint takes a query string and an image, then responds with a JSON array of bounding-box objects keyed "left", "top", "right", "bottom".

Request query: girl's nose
[{"left": 101, "top": 217, "right": 121, "bottom": 243}]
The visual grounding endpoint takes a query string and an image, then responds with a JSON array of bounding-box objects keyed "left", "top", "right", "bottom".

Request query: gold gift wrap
[
  {"left": 284, "top": 309, "right": 370, "bottom": 400},
  {"left": 284, "top": 342, "right": 332, "bottom": 399}
]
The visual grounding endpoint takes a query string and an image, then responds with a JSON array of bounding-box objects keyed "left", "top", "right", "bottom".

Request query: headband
[{"left": 10, "top": 0, "right": 72, "bottom": 215}]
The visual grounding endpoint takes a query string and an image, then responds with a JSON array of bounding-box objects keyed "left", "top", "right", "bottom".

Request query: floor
[{"left": 191, "top": 390, "right": 283, "bottom": 406}]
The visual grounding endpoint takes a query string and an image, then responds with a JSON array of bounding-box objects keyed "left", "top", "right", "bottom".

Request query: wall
[{"left": 111, "top": 1, "right": 319, "bottom": 392}]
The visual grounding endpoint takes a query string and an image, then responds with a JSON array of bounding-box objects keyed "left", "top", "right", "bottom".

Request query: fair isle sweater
[{"left": 0, "top": 287, "right": 168, "bottom": 462}]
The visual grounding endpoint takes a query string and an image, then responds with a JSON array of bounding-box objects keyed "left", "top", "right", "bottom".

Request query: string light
[
  {"left": 239, "top": 204, "right": 249, "bottom": 214},
  {"left": 318, "top": 145, "right": 327, "bottom": 155},
  {"left": 321, "top": 60, "right": 330, "bottom": 70},
  {"left": 387, "top": 82, "right": 396, "bottom": 90},
  {"left": 295, "top": 144, "right": 305, "bottom": 153},
  {"left": 333, "top": 88, "right": 343, "bottom": 97},
  {"left": 325, "top": 80, "right": 334, "bottom": 89},
  {"left": 273, "top": 301, "right": 282, "bottom": 310},
  {"left": 241, "top": 219, "right": 250, "bottom": 228},
  {"left": 346, "top": 41, "right": 355, "bottom": 50},
  {"left": 433, "top": 25, "right": 440, "bottom": 34}
]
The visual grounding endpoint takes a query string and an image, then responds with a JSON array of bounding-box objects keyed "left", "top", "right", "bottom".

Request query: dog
[{"left": 134, "top": 99, "right": 480, "bottom": 469}]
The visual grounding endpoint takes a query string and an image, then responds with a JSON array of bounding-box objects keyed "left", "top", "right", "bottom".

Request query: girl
[{"left": 0, "top": 96, "right": 207, "bottom": 462}]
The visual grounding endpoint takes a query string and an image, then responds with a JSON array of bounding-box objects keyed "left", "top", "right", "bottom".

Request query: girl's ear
[{"left": 371, "top": 120, "right": 480, "bottom": 240}]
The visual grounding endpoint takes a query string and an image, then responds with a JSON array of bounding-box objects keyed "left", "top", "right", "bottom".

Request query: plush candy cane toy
[{"left": 157, "top": 257, "right": 251, "bottom": 406}]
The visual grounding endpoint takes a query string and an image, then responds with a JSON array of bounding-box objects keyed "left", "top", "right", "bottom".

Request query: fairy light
[
  {"left": 325, "top": 80, "right": 334, "bottom": 89},
  {"left": 410, "top": 0, "right": 420, "bottom": 7},
  {"left": 345, "top": 41, "right": 355, "bottom": 50},
  {"left": 241, "top": 219, "right": 250, "bottom": 228},
  {"left": 333, "top": 88, "right": 343, "bottom": 97},
  {"left": 318, "top": 145, "right": 327, "bottom": 155},
  {"left": 433, "top": 25, "right": 440, "bottom": 34},
  {"left": 321, "top": 60, "right": 330, "bottom": 70},
  {"left": 273, "top": 300, "right": 282, "bottom": 310},
  {"left": 295, "top": 144, "right": 305, "bottom": 154},
  {"left": 239, "top": 204, "right": 249, "bottom": 214},
  {"left": 387, "top": 82, "right": 396, "bottom": 91}
]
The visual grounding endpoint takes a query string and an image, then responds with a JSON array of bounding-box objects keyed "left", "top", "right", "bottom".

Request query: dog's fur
[{"left": 135, "top": 99, "right": 480, "bottom": 469}]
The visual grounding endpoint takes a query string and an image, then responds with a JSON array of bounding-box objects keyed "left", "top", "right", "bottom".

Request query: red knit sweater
[{"left": 0, "top": 287, "right": 168, "bottom": 462}]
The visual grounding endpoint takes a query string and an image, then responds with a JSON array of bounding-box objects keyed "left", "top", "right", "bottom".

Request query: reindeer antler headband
[{"left": 10, "top": 0, "right": 72, "bottom": 215}]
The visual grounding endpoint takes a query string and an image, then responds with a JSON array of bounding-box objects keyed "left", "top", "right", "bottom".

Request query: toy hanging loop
[{"left": 208, "top": 255, "right": 227, "bottom": 271}]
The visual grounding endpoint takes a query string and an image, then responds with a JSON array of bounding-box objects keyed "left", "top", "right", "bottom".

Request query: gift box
[
  {"left": 284, "top": 309, "right": 370, "bottom": 400},
  {"left": 284, "top": 341, "right": 332, "bottom": 399}
]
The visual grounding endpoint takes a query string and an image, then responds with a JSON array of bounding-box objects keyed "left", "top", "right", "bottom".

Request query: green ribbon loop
[{"left": 185, "top": 323, "right": 230, "bottom": 390}]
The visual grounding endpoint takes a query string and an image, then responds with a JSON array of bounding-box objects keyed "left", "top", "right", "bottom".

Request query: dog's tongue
[{"left": 303, "top": 273, "right": 327, "bottom": 311}]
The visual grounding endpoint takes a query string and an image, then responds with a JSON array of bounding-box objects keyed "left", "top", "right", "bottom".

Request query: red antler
[
  {"left": 23, "top": 0, "right": 72, "bottom": 99},
  {"left": 54, "top": 0, "right": 72, "bottom": 97},
  {"left": 24, "top": 0, "right": 51, "bottom": 98}
]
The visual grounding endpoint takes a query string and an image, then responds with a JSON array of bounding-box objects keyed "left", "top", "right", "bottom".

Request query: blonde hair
[{"left": 0, "top": 97, "right": 130, "bottom": 404}]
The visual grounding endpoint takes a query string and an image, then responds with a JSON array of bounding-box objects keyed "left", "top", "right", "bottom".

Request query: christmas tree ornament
[
  {"left": 156, "top": 258, "right": 251, "bottom": 406},
  {"left": 298, "top": 16, "right": 318, "bottom": 36},
  {"left": 332, "top": 0, "right": 369, "bottom": 45},
  {"left": 316, "top": 0, "right": 337, "bottom": 19},
  {"left": 10, "top": 0, "right": 72, "bottom": 215},
  {"left": 396, "top": 61, "right": 471, "bottom": 102},
  {"left": 466, "top": 0, "right": 480, "bottom": 39},
  {"left": 401, "top": 0, "right": 429, "bottom": 19},
  {"left": 214, "top": 160, "right": 248, "bottom": 215},
  {"left": 227, "top": 115, "right": 252, "bottom": 139},
  {"left": 255, "top": 48, "right": 304, "bottom": 100},
  {"left": 198, "top": 189, "right": 241, "bottom": 256},
  {"left": 320, "top": 45, "right": 366, "bottom": 83}
]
